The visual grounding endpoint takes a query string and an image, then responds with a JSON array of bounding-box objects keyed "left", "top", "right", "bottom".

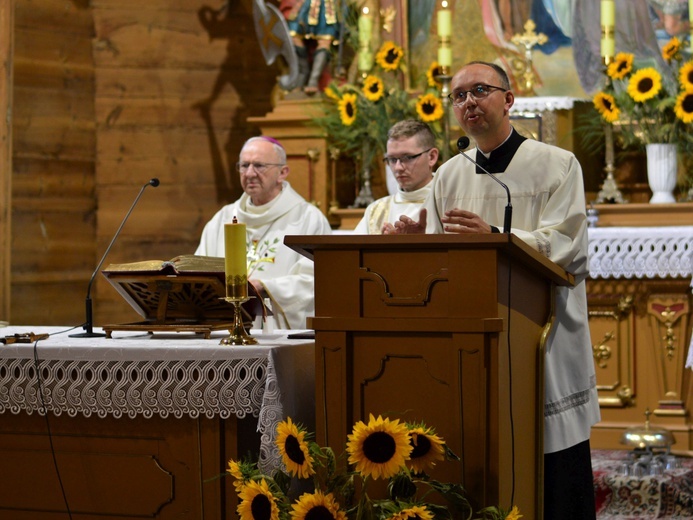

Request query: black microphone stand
[
  {"left": 70, "top": 179, "right": 160, "bottom": 338},
  {"left": 456, "top": 138, "right": 513, "bottom": 233}
]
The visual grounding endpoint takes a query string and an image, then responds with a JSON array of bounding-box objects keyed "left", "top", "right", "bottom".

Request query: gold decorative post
[
  {"left": 510, "top": 20, "right": 547, "bottom": 96},
  {"left": 328, "top": 146, "right": 340, "bottom": 213},
  {"left": 436, "top": 72, "right": 452, "bottom": 162},
  {"left": 306, "top": 147, "right": 320, "bottom": 206}
]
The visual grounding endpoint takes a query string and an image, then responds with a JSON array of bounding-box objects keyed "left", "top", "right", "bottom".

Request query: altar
[
  {"left": 0, "top": 326, "right": 315, "bottom": 520},
  {"left": 586, "top": 223, "right": 693, "bottom": 450}
]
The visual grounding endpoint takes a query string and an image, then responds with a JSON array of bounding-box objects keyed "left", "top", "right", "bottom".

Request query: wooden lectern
[{"left": 285, "top": 234, "right": 574, "bottom": 519}]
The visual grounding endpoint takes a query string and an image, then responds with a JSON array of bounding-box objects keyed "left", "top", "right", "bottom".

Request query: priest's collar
[{"left": 475, "top": 128, "right": 527, "bottom": 174}]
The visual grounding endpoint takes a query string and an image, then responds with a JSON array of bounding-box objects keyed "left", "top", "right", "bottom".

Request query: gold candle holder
[
  {"left": 220, "top": 295, "right": 257, "bottom": 346},
  {"left": 221, "top": 218, "right": 257, "bottom": 346}
]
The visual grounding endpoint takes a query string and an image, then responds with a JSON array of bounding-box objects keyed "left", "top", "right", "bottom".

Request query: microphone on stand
[
  {"left": 70, "top": 178, "right": 160, "bottom": 338},
  {"left": 456, "top": 137, "right": 512, "bottom": 234}
]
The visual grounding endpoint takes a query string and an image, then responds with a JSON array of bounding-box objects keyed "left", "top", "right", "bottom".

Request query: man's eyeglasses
[
  {"left": 447, "top": 84, "right": 507, "bottom": 107},
  {"left": 236, "top": 162, "right": 285, "bottom": 174},
  {"left": 382, "top": 148, "right": 432, "bottom": 167}
]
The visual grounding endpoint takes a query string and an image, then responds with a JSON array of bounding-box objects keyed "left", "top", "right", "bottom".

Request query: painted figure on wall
[
  {"left": 280, "top": 0, "right": 342, "bottom": 94},
  {"left": 647, "top": 0, "right": 691, "bottom": 48}
]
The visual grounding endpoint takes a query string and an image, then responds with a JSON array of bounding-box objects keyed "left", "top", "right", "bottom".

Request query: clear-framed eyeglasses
[
  {"left": 382, "top": 148, "right": 432, "bottom": 167},
  {"left": 447, "top": 84, "right": 507, "bottom": 107},
  {"left": 236, "top": 162, "right": 285, "bottom": 174}
]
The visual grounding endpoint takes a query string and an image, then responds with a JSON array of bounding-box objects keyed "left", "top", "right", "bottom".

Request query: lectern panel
[{"left": 349, "top": 331, "right": 495, "bottom": 509}]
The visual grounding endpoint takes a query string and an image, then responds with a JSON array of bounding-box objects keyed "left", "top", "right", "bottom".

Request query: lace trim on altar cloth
[
  {"left": 587, "top": 226, "right": 693, "bottom": 279},
  {"left": 0, "top": 356, "right": 284, "bottom": 473},
  {"left": 510, "top": 96, "right": 579, "bottom": 113}
]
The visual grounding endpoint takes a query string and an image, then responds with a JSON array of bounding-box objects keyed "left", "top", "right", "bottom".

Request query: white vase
[{"left": 646, "top": 143, "right": 678, "bottom": 203}]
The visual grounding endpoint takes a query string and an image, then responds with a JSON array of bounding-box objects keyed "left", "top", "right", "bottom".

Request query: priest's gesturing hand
[
  {"left": 441, "top": 208, "right": 492, "bottom": 234},
  {"left": 386, "top": 209, "right": 428, "bottom": 234}
]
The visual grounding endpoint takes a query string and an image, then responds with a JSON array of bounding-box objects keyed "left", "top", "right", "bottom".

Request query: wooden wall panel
[
  {"left": 7, "top": 0, "right": 293, "bottom": 327},
  {"left": 10, "top": 0, "right": 95, "bottom": 327},
  {"left": 91, "top": 0, "right": 276, "bottom": 325},
  {"left": 0, "top": 0, "right": 12, "bottom": 323}
]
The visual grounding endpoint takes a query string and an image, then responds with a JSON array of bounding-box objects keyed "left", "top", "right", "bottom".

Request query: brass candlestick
[
  {"left": 595, "top": 55, "right": 626, "bottom": 204},
  {"left": 435, "top": 67, "right": 452, "bottom": 162},
  {"left": 220, "top": 295, "right": 257, "bottom": 345}
]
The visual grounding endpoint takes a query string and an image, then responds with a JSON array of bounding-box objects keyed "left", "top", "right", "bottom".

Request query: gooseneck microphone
[
  {"left": 456, "top": 137, "right": 512, "bottom": 234},
  {"left": 70, "top": 178, "right": 160, "bottom": 338}
]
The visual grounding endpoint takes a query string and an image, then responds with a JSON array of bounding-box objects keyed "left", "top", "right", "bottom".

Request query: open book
[
  {"left": 104, "top": 254, "right": 226, "bottom": 275},
  {"left": 102, "top": 255, "right": 267, "bottom": 333}
]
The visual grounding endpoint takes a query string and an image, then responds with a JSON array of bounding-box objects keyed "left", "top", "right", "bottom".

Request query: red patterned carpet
[{"left": 593, "top": 449, "right": 693, "bottom": 519}]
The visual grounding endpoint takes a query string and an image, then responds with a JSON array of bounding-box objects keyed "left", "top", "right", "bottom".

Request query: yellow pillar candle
[
  {"left": 600, "top": 0, "right": 615, "bottom": 26},
  {"left": 437, "top": 1, "right": 452, "bottom": 68},
  {"left": 358, "top": 7, "right": 373, "bottom": 72},
  {"left": 600, "top": 0, "right": 615, "bottom": 58},
  {"left": 358, "top": 50, "right": 373, "bottom": 71},
  {"left": 438, "top": 46, "right": 452, "bottom": 68},
  {"left": 358, "top": 7, "right": 372, "bottom": 46},
  {"left": 601, "top": 36, "right": 615, "bottom": 58},
  {"left": 224, "top": 218, "right": 247, "bottom": 299},
  {"left": 437, "top": 1, "right": 452, "bottom": 37}
]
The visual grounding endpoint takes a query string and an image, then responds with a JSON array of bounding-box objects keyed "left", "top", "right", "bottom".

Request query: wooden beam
[{"left": 0, "top": 0, "right": 13, "bottom": 323}]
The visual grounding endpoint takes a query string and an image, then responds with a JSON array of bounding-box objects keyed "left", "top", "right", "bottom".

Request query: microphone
[
  {"left": 456, "top": 137, "right": 512, "bottom": 234},
  {"left": 70, "top": 178, "right": 160, "bottom": 337}
]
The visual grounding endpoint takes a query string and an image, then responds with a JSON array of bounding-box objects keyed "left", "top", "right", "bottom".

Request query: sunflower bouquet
[
  {"left": 317, "top": 40, "right": 445, "bottom": 172},
  {"left": 592, "top": 37, "right": 693, "bottom": 150},
  {"left": 226, "top": 414, "right": 521, "bottom": 520}
]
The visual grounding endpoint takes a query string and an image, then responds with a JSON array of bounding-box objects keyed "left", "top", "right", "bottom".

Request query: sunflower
[
  {"left": 679, "top": 61, "right": 693, "bottom": 92},
  {"left": 290, "top": 491, "right": 346, "bottom": 520},
  {"left": 363, "top": 75, "right": 385, "bottom": 102},
  {"left": 674, "top": 90, "right": 693, "bottom": 123},
  {"left": 324, "top": 85, "right": 340, "bottom": 101},
  {"left": 347, "top": 414, "right": 412, "bottom": 480},
  {"left": 227, "top": 459, "right": 244, "bottom": 480},
  {"left": 276, "top": 417, "right": 315, "bottom": 479},
  {"left": 406, "top": 425, "right": 446, "bottom": 474},
  {"left": 227, "top": 458, "right": 257, "bottom": 491},
  {"left": 426, "top": 61, "right": 442, "bottom": 88},
  {"left": 592, "top": 92, "right": 620, "bottom": 123},
  {"left": 376, "top": 41, "right": 404, "bottom": 72},
  {"left": 627, "top": 67, "right": 661, "bottom": 103},
  {"left": 415, "top": 93, "right": 444, "bottom": 122},
  {"left": 237, "top": 479, "right": 280, "bottom": 520},
  {"left": 606, "top": 53, "right": 633, "bottom": 80},
  {"left": 388, "top": 505, "right": 435, "bottom": 520},
  {"left": 661, "top": 36, "right": 681, "bottom": 62},
  {"left": 338, "top": 93, "right": 357, "bottom": 126},
  {"left": 505, "top": 506, "right": 523, "bottom": 520}
]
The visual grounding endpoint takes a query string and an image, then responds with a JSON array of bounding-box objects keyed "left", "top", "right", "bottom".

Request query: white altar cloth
[
  {"left": 0, "top": 325, "right": 315, "bottom": 472},
  {"left": 587, "top": 226, "right": 692, "bottom": 279}
]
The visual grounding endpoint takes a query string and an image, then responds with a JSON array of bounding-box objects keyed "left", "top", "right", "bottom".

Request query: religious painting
[
  {"left": 383, "top": 0, "right": 689, "bottom": 98},
  {"left": 646, "top": 0, "right": 691, "bottom": 48},
  {"left": 391, "top": 0, "right": 586, "bottom": 97}
]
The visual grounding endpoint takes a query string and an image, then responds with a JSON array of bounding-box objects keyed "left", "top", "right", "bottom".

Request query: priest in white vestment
[
  {"left": 390, "top": 62, "right": 601, "bottom": 520},
  {"left": 353, "top": 120, "right": 438, "bottom": 235},
  {"left": 195, "top": 136, "right": 332, "bottom": 329}
]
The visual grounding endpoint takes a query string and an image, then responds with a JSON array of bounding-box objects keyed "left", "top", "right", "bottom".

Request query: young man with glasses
[
  {"left": 389, "top": 61, "right": 600, "bottom": 520},
  {"left": 195, "top": 136, "right": 331, "bottom": 329},
  {"left": 353, "top": 120, "right": 439, "bottom": 234}
]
